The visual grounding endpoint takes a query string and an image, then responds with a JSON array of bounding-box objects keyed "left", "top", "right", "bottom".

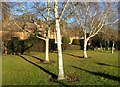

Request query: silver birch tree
[
  {"left": 54, "top": 0, "right": 69, "bottom": 80},
  {"left": 7, "top": 1, "right": 70, "bottom": 80},
  {"left": 45, "top": 0, "right": 50, "bottom": 62},
  {"left": 72, "top": 2, "right": 118, "bottom": 58},
  {"left": 10, "top": 2, "right": 51, "bottom": 62}
]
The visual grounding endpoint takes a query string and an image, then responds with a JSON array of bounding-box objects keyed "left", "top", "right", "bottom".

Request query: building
[{"left": 1, "top": 19, "right": 82, "bottom": 44}]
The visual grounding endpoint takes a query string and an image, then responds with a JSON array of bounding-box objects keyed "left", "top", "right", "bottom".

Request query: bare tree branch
[
  {"left": 13, "top": 22, "right": 46, "bottom": 40},
  {"left": 59, "top": 0, "right": 69, "bottom": 20},
  {"left": 13, "top": 21, "right": 46, "bottom": 40}
]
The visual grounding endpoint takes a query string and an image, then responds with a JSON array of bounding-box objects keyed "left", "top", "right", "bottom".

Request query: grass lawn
[{"left": 2, "top": 50, "right": 120, "bottom": 86}]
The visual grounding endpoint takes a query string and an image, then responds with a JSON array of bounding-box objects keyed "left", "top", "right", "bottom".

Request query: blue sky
[
  {"left": 2, "top": 0, "right": 119, "bottom": 2},
  {"left": 4, "top": 2, "right": 118, "bottom": 29},
  {"left": 11, "top": 2, "right": 36, "bottom": 16}
]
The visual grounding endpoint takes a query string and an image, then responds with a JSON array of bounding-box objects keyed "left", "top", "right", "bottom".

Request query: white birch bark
[
  {"left": 55, "top": 0, "right": 64, "bottom": 80},
  {"left": 111, "top": 41, "right": 115, "bottom": 53},
  {"left": 107, "top": 40, "right": 109, "bottom": 50},
  {"left": 100, "top": 43, "right": 103, "bottom": 52},
  {"left": 45, "top": 0, "right": 50, "bottom": 62},
  {"left": 45, "top": 34, "right": 49, "bottom": 62},
  {"left": 72, "top": 2, "right": 114, "bottom": 58},
  {"left": 83, "top": 29, "right": 88, "bottom": 58},
  {"left": 14, "top": 2, "right": 51, "bottom": 61}
]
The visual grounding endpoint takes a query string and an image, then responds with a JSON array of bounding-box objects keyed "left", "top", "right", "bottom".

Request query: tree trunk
[
  {"left": 84, "top": 40, "right": 88, "bottom": 58},
  {"left": 111, "top": 41, "right": 115, "bottom": 53},
  {"left": 100, "top": 43, "right": 103, "bottom": 52},
  {"left": 45, "top": 36, "right": 49, "bottom": 62},
  {"left": 45, "top": 1, "right": 50, "bottom": 62},
  {"left": 107, "top": 40, "right": 109, "bottom": 50},
  {"left": 83, "top": 30, "right": 88, "bottom": 58},
  {"left": 105, "top": 41, "right": 107, "bottom": 50},
  {"left": 55, "top": 0, "right": 64, "bottom": 80}
]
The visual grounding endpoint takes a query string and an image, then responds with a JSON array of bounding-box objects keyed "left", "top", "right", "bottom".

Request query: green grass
[{"left": 2, "top": 50, "right": 119, "bottom": 85}]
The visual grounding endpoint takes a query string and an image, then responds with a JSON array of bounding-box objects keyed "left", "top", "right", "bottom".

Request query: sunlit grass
[{"left": 2, "top": 50, "right": 119, "bottom": 85}]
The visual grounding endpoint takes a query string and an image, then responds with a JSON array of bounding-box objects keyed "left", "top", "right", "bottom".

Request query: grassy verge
[{"left": 2, "top": 50, "right": 119, "bottom": 85}]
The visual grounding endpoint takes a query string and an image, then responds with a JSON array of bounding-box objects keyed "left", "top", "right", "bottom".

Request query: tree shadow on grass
[
  {"left": 23, "top": 54, "right": 55, "bottom": 64},
  {"left": 96, "top": 62, "right": 120, "bottom": 68},
  {"left": 24, "top": 54, "right": 44, "bottom": 62},
  {"left": 67, "top": 54, "right": 91, "bottom": 58},
  {"left": 72, "top": 66, "right": 120, "bottom": 82},
  {"left": 18, "top": 55, "right": 57, "bottom": 79},
  {"left": 17, "top": 55, "right": 68, "bottom": 86},
  {"left": 66, "top": 53, "right": 84, "bottom": 58}
]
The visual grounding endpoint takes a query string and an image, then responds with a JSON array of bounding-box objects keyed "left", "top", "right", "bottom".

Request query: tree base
[
  {"left": 83, "top": 56, "right": 88, "bottom": 58},
  {"left": 50, "top": 75, "right": 79, "bottom": 82},
  {"left": 45, "top": 60, "right": 50, "bottom": 62},
  {"left": 39, "top": 60, "right": 55, "bottom": 64},
  {"left": 57, "top": 76, "right": 65, "bottom": 80},
  {"left": 43, "top": 60, "right": 51, "bottom": 64},
  {"left": 83, "top": 56, "right": 92, "bottom": 58}
]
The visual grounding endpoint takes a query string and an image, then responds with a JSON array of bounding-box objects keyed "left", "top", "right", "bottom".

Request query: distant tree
[
  {"left": 106, "top": 27, "right": 118, "bottom": 53},
  {"left": 54, "top": 0, "right": 69, "bottom": 80}
]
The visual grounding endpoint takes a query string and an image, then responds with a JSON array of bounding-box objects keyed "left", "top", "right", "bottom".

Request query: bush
[
  {"left": 19, "top": 40, "right": 33, "bottom": 54},
  {"left": 6, "top": 37, "right": 33, "bottom": 55},
  {"left": 7, "top": 37, "right": 20, "bottom": 55},
  {"left": 72, "top": 39, "right": 91, "bottom": 50},
  {"left": 27, "top": 35, "right": 45, "bottom": 52},
  {"left": 62, "top": 36, "right": 70, "bottom": 51},
  {"left": 79, "top": 39, "right": 84, "bottom": 50},
  {"left": 72, "top": 39, "right": 80, "bottom": 45},
  {"left": 62, "top": 36, "right": 70, "bottom": 44},
  {"left": 116, "top": 41, "right": 120, "bottom": 50},
  {"left": 49, "top": 39, "right": 57, "bottom": 52},
  {"left": 65, "top": 44, "right": 81, "bottom": 50},
  {"left": 62, "top": 44, "right": 68, "bottom": 51}
]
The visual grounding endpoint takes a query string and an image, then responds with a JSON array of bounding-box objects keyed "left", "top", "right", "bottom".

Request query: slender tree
[
  {"left": 9, "top": 2, "right": 50, "bottom": 62},
  {"left": 72, "top": 2, "right": 118, "bottom": 58},
  {"left": 45, "top": 0, "right": 50, "bottom": 62},
  {"left": 5, "top": 1, "right": 70, "bottom": 80},
  {"left": 106, "top": 27, "right": 118, "bottom": 53},
  {"left": 54, "top": 0, "right": 69, "bottom": 80}
]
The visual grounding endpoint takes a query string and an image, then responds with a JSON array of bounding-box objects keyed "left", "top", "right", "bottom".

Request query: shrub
[
  {"left": 62, "top": 36, "right": 70, "bottom": 44},
  {"left": 26, "top": 35, "right": 45, "bottom": 52},
  {"left": 61, "top": 36, "right": 70, "bottom": 51},
  {"left": 116, "top": 41, "right": 120, "bottom": 50},
  {"left": 49, "top": 39, "right": 57, "bottom": 52},
  {"left": 6, "top": 37, "right": 33, "bottom": 55},
  {"left": 62, "top": 44, "right": 68, "bottom": 51},
  {"left": 79, "top": 39, "right": 84, "bottom": 50},
  {"left": 19, "top": 40, "right": 33, "bottom": 54},
  {"left": 66, "top": 44, "right": 81, "bottom": 50},
  {"left": 7, "top": 37, "right": 20, "bottom": 55},
  {"left": 72, "top": 39, "right": 91, "bottom": 50},
  {"left": 72, "top": 39, "right": 80, "bottom": 45}
]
